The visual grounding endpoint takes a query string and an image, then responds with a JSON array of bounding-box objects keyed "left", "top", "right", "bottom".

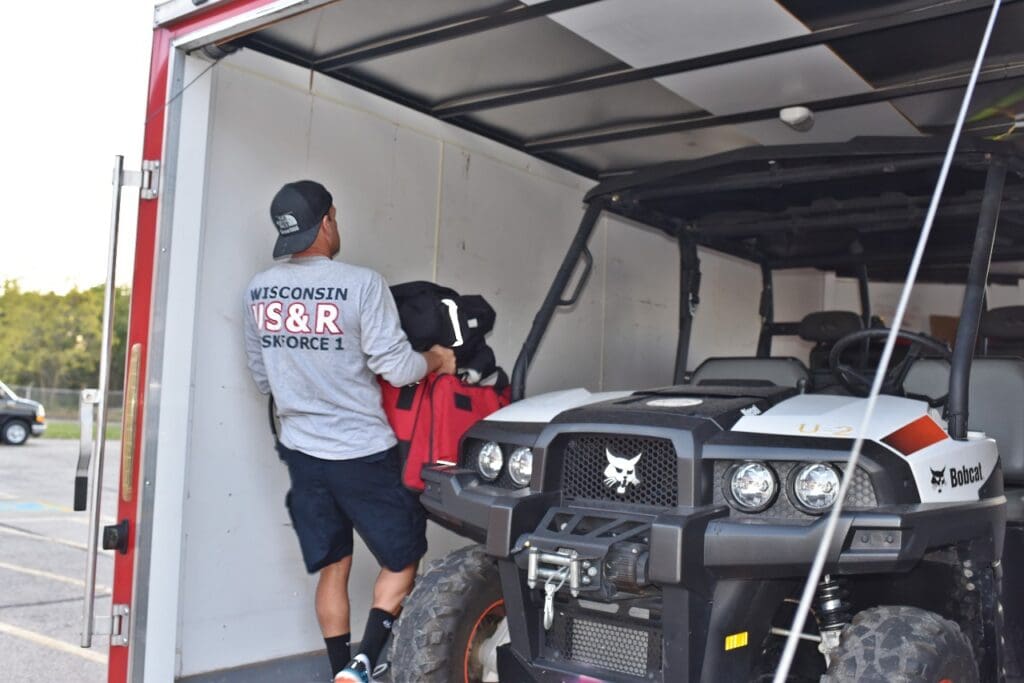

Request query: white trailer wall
[
  {"left": 161, "top": 47, "right": 821, "bottom": 677},
  {"left": 826, "top": 277, "right": 1024, "bottom": 333}
]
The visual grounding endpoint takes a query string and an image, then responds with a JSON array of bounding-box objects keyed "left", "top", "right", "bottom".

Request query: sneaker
[{"left": 334, "top": 654, "right": 374, "bottom": 683}]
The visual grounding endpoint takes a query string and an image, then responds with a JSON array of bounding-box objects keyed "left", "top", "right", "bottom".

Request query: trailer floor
[
  {"left": 178, "top": 651, "right": 330, "bottom": 683},
  {"left": 178, "top": 649, "right": 400, "bottom": 683}
]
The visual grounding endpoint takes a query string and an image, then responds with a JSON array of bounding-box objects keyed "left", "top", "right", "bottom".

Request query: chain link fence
[{"left": 9, "top": 386, "right": 124, "bottom": 423}]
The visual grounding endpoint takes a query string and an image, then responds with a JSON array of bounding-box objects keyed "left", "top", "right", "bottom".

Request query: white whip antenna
[{"left": 773, "top": 1, "right": 1004, "bottom": 680}]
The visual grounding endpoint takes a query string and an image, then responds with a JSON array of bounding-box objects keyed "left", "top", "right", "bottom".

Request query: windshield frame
[{"left": 0, "top": 381, "right": 17, "bottom": 401}]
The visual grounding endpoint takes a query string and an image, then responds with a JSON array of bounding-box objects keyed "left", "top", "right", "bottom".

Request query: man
[{"left": 243, "top": 180, "right": 455, "bottom": 683}]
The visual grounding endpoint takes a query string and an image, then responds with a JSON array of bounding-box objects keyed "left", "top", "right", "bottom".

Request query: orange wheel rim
[{"left": 463, "top": 599, "right": 505, "bottom": 683}]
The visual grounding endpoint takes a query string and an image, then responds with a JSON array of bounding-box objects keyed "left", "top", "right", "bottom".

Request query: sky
[{"left": 0, "top": 1, "right": 154, "bottom": 294}]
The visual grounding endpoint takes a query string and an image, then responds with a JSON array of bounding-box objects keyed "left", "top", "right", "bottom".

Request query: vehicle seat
[
  {"left": 980, "top": 306, "right": 1024, "bottom": 358},
  {"left": 688, "top": 357, "right": 809, "bottom": 389},
  {"left": 799, "top": 311, "right": 863, "bottom": 391},
  {"left": 904, "top": 358, "right": 1024, "bottom": 486}
]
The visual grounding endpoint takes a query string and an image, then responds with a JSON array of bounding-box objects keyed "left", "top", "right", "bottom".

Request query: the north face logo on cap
[{"left": 274, "top": 212, "right": 301, "bottom": 235}]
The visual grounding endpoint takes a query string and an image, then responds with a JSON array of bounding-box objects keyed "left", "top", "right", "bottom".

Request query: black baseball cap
[{"left": 269, "top": 180, "right": 333, "bottom": 258}]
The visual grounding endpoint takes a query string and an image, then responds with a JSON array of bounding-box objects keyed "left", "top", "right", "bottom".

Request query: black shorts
[{"left": 277, "top": 442, "right": 427, "bottom": 573}]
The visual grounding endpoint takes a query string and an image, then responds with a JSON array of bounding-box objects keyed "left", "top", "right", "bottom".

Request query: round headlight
[
  {"left": 476, "top": 442, "right": 503, "bottom": 481},
  {"left": 727, "top": 462, "right": 778, "bottom": 512},
  {"left": 508, "top": 447, "right": 534, "bottom": 487},
  {"left": 791, "top": 463, "right": 841, "bottom": 513}
]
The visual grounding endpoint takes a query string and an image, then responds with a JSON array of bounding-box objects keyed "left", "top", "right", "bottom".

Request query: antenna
[{"left": 772, "top": 1, "right": 1005, "bottom": 680}]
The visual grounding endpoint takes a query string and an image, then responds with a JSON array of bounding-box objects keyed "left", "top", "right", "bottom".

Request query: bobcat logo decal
[
  {"left": 604, "top": 449, "right": 641, "bottom": 495},
  {"left": 930, "top": 467, "right": 947, "bottom": 492}
]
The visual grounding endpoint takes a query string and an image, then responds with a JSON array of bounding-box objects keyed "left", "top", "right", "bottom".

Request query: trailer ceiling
[
  {"left": 236, "top": 0, "right": 1024, "bottom": 179},
  {"left": 213, "top": 0, "right": 1024, "bottom": 283}
]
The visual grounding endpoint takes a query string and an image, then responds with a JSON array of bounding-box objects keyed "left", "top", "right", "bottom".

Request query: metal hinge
[
  {"left": 93, "top": 604, "right": 130, "bottom": 647},
  {"left": 120, "top": 160, "right": 160, "bottom": 199}
]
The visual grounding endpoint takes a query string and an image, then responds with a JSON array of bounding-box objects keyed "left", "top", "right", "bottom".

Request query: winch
[{"left": 515, "top": 508, "right": 658, "bottom": 630}]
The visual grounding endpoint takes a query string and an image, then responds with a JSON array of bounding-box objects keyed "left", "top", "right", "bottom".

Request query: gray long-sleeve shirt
[{"left": 243, "top": 256, "right": 427, "bottom": 460}]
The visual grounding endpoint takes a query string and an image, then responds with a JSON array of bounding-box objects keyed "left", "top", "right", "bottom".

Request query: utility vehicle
[{"left": 393, "top": 138, "right": 1024, "bottom": 682}]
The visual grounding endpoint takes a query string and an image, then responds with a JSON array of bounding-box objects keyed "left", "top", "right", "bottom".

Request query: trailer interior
[{"left": 115, "top": 1, "right": 1024, "bottom": 680}]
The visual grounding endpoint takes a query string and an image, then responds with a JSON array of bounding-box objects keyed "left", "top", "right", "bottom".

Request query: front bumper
[
  {"left": 31, "top": 423, "right": 46, "bottom": 437},
  {"left": 422, "top": 465, "right": 1006, "bottom": 578},
  {"left": 422, "top": 466, "right": 1007, "bottom": 682}
]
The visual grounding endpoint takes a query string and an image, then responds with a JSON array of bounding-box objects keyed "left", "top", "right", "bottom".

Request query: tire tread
[
  {"left": 391, "top": 545, "right": 500, "bottom": 683},
  {"left": 822, "top": 605, "right": 979, "bottom": 683}
]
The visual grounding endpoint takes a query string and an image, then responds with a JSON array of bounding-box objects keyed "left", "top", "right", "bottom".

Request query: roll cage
[{"left": 511, "top": 137, "right": 1024, "bottom": 442}]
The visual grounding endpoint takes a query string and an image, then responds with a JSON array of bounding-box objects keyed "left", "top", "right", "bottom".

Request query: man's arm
[{"left": 243, "top": 296, "right": 271, "bottom": 394}]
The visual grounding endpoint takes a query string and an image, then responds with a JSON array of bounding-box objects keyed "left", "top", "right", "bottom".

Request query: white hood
[
  {"left": 732, "top": 394, "right": 931, "bottom": 441},
  {"left": 733, "top": 393, "right": 997, "bottom": 504},
  {"left": 487, "top": 388, "right": 634, "bottom": 423}
]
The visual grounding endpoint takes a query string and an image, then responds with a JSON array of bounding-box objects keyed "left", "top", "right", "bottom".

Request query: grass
[{"left": 43, "top": 421, "right": 122, "bottom": 441}]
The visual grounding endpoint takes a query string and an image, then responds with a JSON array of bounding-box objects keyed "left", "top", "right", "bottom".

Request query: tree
[{"left": 0, "top": 281, "right": 130, "bottom": 389}]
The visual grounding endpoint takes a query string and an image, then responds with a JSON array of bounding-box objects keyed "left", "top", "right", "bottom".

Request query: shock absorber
[{"left": 815, "top": 575, "right": 851, "bottom": 657}]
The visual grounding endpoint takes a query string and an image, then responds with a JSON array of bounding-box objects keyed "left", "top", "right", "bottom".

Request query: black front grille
[
  {"left": 547, "top": 609, "right": 662, "bottom": 678},
  {"left": 560, "top": 434, "right": 678, "bottom": 508}
]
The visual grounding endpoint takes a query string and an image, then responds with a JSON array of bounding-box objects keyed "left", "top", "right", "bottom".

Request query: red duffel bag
[{"left": 380, "top": 373, "right": 510, "bottom": 491}]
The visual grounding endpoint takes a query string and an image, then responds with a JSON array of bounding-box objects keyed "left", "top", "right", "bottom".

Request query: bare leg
[
  {"left": 317, "top": 556, "right": 353, "bottom": 636},
  {"left": 372, "top": 563, "right": 416, "bottom": 613}
]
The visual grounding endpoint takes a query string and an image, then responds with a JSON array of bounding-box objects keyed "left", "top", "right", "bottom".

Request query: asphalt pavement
[{"left": 0, "top": 437, "right": 117, "bottom": 682}]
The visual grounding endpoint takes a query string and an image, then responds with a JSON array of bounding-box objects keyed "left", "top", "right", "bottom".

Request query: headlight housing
[
  {"left": 790, "top": 463, "right": 841, "bottom": 513},
  {"left": 725, "top": 462, "right": 778, "bottom": 512},
  {"left": 507, "top": 447, "right": 534, "bottom": 487},
  {"left": 476, "top": 441, "right": 503, "bottom": 481}
]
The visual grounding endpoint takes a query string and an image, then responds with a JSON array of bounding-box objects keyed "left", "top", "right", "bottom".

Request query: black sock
[
  {"left": 359, "top": 607, "right": 396, "bottom": 668},
  {"left": 325, "top": 633, "right": 351, "bottom": 674}
]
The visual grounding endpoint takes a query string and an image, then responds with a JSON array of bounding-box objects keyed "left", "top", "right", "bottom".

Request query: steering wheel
[{"left": 828, "top": 328, "right": 952, "bottom": 405}]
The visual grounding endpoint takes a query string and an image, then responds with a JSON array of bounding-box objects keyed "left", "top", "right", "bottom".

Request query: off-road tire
[
  {"left": 822, "top": 606, "right": 979, "bottom": 682},
  {"left": 391, "top": 544, "right": 504, "bottom": 683},
  {"left": 2, "top": 420, "right": 30, "bottom": 445}
]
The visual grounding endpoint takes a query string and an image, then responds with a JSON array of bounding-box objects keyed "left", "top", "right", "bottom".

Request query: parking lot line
[
  {"left": 0, "top": 621, "right": 107, "bottom": 664},
  {"left": 1, "top": 514, "right": 116, "bottom": 525},
  {"left": 0, "top": 501, "right": 64, "bottom": 513},
  {"left": 0, "top": 561, "right": 111, "bottom": 593},
  {"left": 0, "top": 526, "right": 113, "bottom": 555},
  {"left": 35, "top": 498, "right": 74, "bottom": 513}
]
